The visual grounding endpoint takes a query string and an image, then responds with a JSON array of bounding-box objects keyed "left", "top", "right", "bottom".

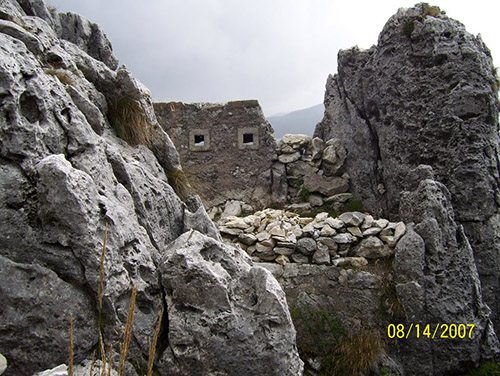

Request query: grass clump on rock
[{"left": 107, "top": 96, "right": 151, "bottom": 146}]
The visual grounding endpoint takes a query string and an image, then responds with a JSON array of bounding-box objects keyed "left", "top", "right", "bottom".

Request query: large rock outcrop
[
  {"left": 315, "top": 3, "right": 500, "bottom": 334},
  {"left": 393, "top": 166, "right": 499, "bottom": 374},
  {"left": 0, "top": 1, "right": 302, "bottom": 375}
]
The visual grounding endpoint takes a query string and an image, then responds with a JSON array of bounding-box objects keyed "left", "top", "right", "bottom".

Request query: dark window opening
[
  {"left": 243, "top": 133, "right": 254, "bottom": 145},
  {"left": 194, "top": 134, "right": 205, "bottom": 146}
]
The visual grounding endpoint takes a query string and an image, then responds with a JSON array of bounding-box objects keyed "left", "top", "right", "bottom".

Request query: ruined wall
[{"left": 154, "top": 100, "right": 281, "bottom": 211}]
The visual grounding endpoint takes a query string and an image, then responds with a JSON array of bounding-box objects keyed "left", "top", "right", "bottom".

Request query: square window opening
[
  {"left": 243, "top": 133, "right": 254, "bottom": 145},
  {"left": 194, "top": 134, "right": 205, "bottom": 146}
]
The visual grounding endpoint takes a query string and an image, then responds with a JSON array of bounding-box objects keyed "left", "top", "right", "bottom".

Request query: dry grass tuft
[
  {"left": 69, "top": 313, "right": 74, "bottom": 376},
  {"left": 335, "top": 326, "right": 386, "bottom": 376},
  {"left": 421, "top": 3, "right": 441, "bottom": 18},
  {"left": 119, "top": 286, "right": 137, "bottom": 376},
  {"left": 167, "top": 169, "right": 198, "bottom": 201},
  {"left": 44, "top": 68, "right": 75, "bottom": 86},
  {"left": 147, "top": 306, "right": 164, "bottom": 376},
  {"left": 98, "top": 225, "right": 108, "bottom": 329},
  {"left": 107, "top": 96, "right": 151, "bottom": 146}
]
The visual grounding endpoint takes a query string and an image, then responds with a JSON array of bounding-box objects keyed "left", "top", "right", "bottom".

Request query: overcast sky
[{"left": 48, "top": 0, "right": 500, "bottom": 116}]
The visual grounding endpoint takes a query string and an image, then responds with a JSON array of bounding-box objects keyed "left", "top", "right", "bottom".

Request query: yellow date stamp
[{"left": 387, "top": 323, "right": 475, "bottom": 339}]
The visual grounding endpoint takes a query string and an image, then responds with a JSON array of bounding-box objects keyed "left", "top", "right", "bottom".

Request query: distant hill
[{"left": 267, "top": 104, "right": 324, "bottom": 139}]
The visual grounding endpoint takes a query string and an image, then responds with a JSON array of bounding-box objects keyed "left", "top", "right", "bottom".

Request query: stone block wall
[{"left": 217, "top": 208, "right": 406, "bottom": 266}]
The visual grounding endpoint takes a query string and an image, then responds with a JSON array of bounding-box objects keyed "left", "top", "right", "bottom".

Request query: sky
[{"left": 47, "top": 0, "right": 500, "bottom": 116}]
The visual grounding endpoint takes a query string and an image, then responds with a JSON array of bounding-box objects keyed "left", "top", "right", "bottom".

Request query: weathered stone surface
[
  {"left": 312, "top": 243, "right": 330, "bottom": 265},
  {"left": 278, "top": 151, "right": 301, "bottom": 164},
  {"left": 315, "top": 2, "right": 500, "bottom": 329},
  {"left": 332, "top": 257, "right": 368, "bottom": 268},
  {"left": 159, "top": 230, "right": 303, "bottom": 376},
  {"left": 394, "top": 171, "right": 499, "bottom": 375},
  {"left": 354, "top": 236, "right": 393, "bottom": 259},
  {"left": 321, "top": 138, "right": 346, "bottom": 175},
  {"left": 332, "top": 233, "right": 357, "bottom": 244},
  {"left": 303, "top": 174, "right": 349, "bottom": 196},
  {"left": 338, "top": 211, "right": 365, "bottom": 226},
  {"left": 282, "top": 134, "right": 311, "bottom": 148},
  {"left": 0, "top": 2, "right": 301, "bottom": 375},
  {"left": 238, "top": 233, "right": 257, "bottom": 246},
  {"left": 0, "top": 256, "right": 97, "bottom": 376},
  {"left": 155, "top": 100, "right": 278, "bottom": 209},
  {"left": 296, "top": 237, "right": 317, "bottom": 256}
]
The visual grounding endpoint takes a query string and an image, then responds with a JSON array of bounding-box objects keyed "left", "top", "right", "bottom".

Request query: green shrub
[
  {"left": 463, "top": 362, "right": 500, "bottom": 376},
  {"left": 291, "top": 306, "right": 347, "bottom": 374},
  {"left": 294, "top": 177, "right": 311, "bottom": 203},
  {"left": 107, "top": 96, "right": 150, "bottom": 146}
]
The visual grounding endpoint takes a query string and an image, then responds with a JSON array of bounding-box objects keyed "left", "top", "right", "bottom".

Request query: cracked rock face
[
  {"left": 0, "top": 1, "right": 302, "bottom": 375},
  {"left": 394, "top": 166, "right": 499, "bottom": 375},
  {"left": 159, "top": 230, "right": 303, "bottom": 376},
  {"left": 315, "top": 2, "right": 500, "bottom": 333}
]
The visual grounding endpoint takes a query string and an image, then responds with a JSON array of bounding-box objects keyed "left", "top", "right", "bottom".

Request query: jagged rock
[
  {"left": 278, "top": 151, "right": 301, "bottom": 164},
  {"left": 317, "top": 237, "right": 338, "bottom": 251},
  {"left": 57, "top": 12, "right": 118, "bottom": 70},
  {"left": 312, "top": 243, "right": 330, "bottom": 265},
  {"left": 347, "top": 226, "right": 363, "bottom": 237},
  {"left": 362, "top": 227, "right": 382, "bottom": 236},
  {"left": 319, "top": 224, "right": 336, "bottom": 236},
  {"left": 315, "top": 2, "right": 500, "bottom": 328},
  {"left": 311, "top": 137, "right": 325, "bottom": 160},
  {"left": 34, "top": 364, "right": 67, "bottom": 376},
  {"left": 308, "top": 193, "right": 324, "bottom": 207},
  {"left": 338, "top": 211, "right": 365, "bottom": 226},
  {"left": 290, "top": 253, "right": 309, "bottom": 264},
  {"left": 159, "top": 230, "right": 303, "bottom": 375},
  {"left": 0, "top": 255, "right": 97, "bottom": 376},
  {"left": 0, "top": 2, "right": 300, "bottom": 375},
  {"left": 395, "top": 169, "right": 499, "bottom": 374},
  {"left": 221, "top": 200, "right": 243, "bottom": 218},
  {"left": 321, "top": 138, "right": 346, "bottom": 175}
]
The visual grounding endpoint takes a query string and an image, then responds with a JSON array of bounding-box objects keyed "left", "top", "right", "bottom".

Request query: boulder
[{"left": 159, "top": 230, "right": 303, "bottom": 375}]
